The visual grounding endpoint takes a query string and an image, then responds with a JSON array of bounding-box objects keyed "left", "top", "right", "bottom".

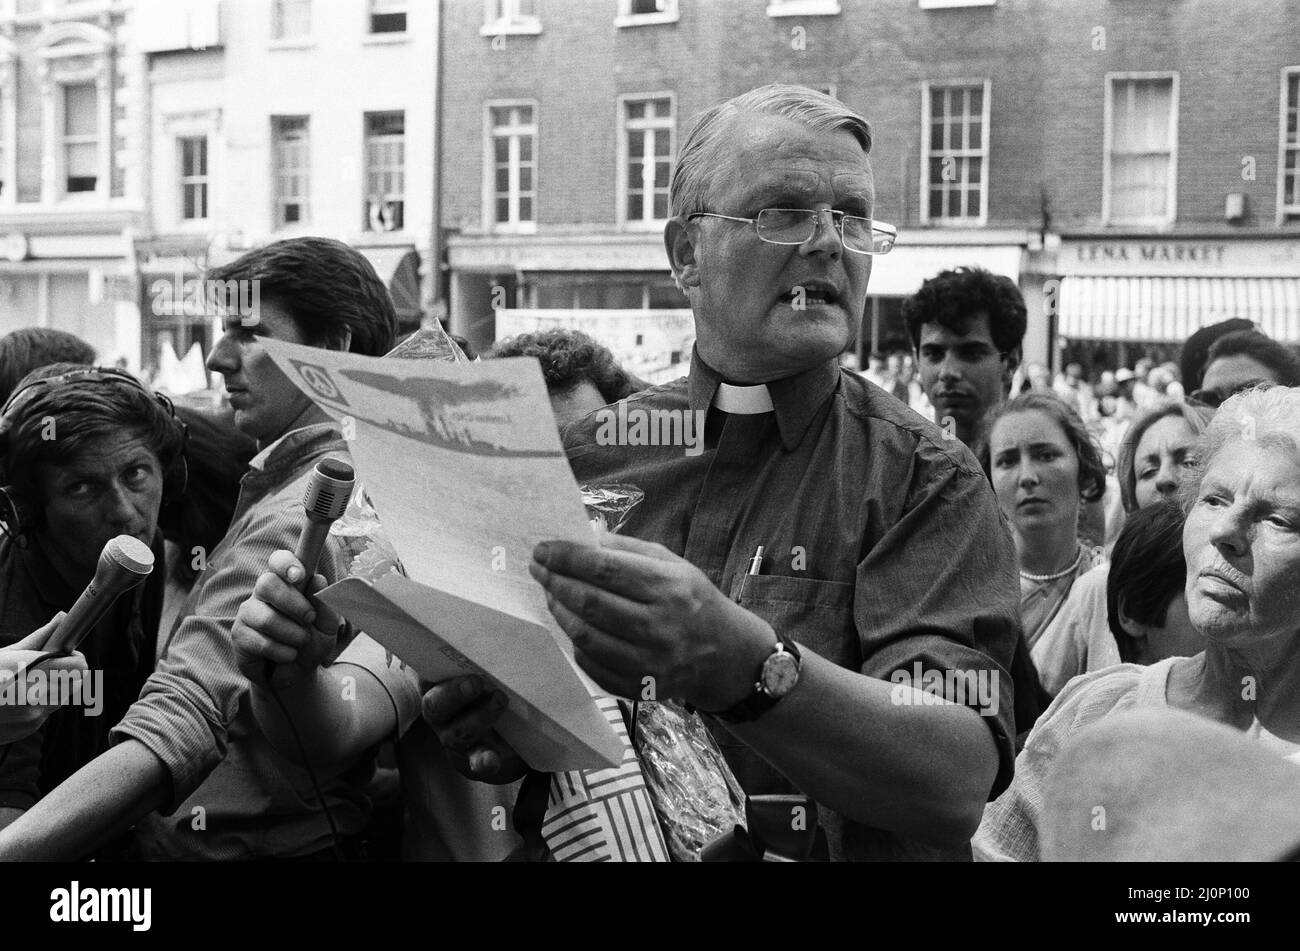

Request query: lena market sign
[{"left": 1062, "top": 238, "right": 1300, "bottom": 276}]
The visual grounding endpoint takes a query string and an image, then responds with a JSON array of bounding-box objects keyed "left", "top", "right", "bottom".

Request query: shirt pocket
[{"left": 728, "top": 573, "right": 859, "bottom": 671}]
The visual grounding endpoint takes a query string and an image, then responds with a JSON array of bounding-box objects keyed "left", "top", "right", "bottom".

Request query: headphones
[{"left": 0, "top": 366, "right": 189, "bottom": 546}]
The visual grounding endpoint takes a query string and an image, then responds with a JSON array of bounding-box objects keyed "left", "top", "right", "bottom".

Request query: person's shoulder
[
  {"left": 1030, "top": 661, "right": 1155, "bottom": 752},
  {"left": 562, "top": 377, "right": 688, "bottom": 452},
  {"left": 837, "top": 370, "right": 985, "bottom": 480}
]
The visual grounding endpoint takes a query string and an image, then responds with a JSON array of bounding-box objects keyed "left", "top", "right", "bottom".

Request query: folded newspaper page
[{"left": 260, "top": 337, "right": 623, "bottom": 771}]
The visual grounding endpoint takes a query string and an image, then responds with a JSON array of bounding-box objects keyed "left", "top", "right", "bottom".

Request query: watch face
[{"left": 761, "top": 650, "right": 800, "bottom": 698}]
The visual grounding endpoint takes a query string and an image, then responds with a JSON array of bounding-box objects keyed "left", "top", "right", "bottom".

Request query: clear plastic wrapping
[
  {"left": 579, "top": 483, "right": 646, "bottom": 535},
  {"left": 633, "top": 699, "right": 747, "bottom": 862}
]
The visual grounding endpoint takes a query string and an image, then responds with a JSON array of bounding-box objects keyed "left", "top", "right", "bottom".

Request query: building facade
[
  {"left": 0, "top": 0, "right": 144, "bottom": 366},
  {"left": 136, "top": 0, "right": 437, "bottom": 380},
  {"left": 440, "top": 0, "right": 1300, "bottom": 375}
]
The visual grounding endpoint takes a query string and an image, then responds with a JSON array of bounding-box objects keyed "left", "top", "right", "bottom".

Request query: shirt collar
[
  {"left": 688, "top": 347, "right": 841, "bottom": 451},
  {"left": 249, "top": 422, "right": 346, "bottom": 477}
]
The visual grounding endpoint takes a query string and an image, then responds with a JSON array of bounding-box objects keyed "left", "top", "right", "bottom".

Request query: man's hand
[
  {"left": 0, "top": 614, "right": 89, "bottom": 744},
  {"left": 528, "top": 533, "right": 775, "bottom": 711},
  {"left": 420, "top": 676, "right": 528, "bottom": 784},
  {"left": 231, "top": 550, "right": 342, "bottom": 692}
]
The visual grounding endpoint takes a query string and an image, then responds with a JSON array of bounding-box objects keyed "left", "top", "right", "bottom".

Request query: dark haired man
[
  {"left": 903, "top": 266, "right": 1026, "bottom": 455},
  {"left": 0, "top": 238, "right": 398, "bottom": 860},
  {"left": 1193, "top": 330, "right": 1300, "bottom": 407},
  {"left": 0, "top": 365, "right": 182, "bottom": 839},
  {"left": 489, "top": 329, "right": 644, "bottom": 427}
]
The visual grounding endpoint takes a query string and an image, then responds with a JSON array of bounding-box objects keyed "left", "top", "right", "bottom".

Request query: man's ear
[
  {"left": 326, "top": 327, "right": 353, "bottom": 353},
  {"left": 1002, "top": 345, "right": 1023, "bottom": 393},
  {"left": 1005, "top": 345, "right": 1023, "bottom": 377},
  {"left": 664, "top": 218, "right": 700, "bottom": 291},
  {"left": 1117, "top": 597, "right": 1150, "bottom": 641}
]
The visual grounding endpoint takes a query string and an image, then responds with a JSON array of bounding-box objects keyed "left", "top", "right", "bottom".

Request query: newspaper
[{"left": 260, "top": 337, "right": 624, "bottom": 771}]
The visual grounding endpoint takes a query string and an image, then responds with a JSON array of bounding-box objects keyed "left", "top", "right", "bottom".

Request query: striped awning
[{"left": 1059, "top": 276, "right": 1300, "bottom": 343}]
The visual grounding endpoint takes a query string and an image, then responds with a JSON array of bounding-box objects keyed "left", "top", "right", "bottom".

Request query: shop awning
[
  {"left": 867, "top": 244, "right": 1024, "bottom": 296},
  {"left": 1059, "top": 276, "right": 1300, "bottom": 343},
  {"left": 357, "top": 245, "right": 422, "bottom": 323}
]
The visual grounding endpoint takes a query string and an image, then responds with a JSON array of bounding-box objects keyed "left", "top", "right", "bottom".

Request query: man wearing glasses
[{"left": 425, "top": 85, "right": 1020, "bottom": 861}]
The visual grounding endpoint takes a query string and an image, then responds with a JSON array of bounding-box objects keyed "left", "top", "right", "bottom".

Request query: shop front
[{"left": 1054, "top": 236, "right": 1300, "bottom": 374}]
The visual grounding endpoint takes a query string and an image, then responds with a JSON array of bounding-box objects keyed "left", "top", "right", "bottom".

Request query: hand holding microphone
[{"left": 235, "top": 459, "right": 355, "bottom": 689}]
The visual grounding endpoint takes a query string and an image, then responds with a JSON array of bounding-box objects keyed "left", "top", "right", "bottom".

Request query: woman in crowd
[
  {"left": 1030, "top": 400, "right": 1213, "bottom": 694},
  {"left": 974, "top": 385, "right": 1300, "bottom": 861},
  {"left": 0, "top": 365, "right": 185, "bottom": 841},
  {"left": 987, "top": 393, "right": 1108, "bottom": 659}
]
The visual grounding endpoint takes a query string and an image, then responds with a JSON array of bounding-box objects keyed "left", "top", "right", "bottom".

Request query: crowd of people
[{"left": 0, "top": 84, "right": 1298, "bottom": 863}]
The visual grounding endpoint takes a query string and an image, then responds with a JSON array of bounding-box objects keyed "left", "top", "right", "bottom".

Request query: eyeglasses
[{"left": 687, "top": 208, "right": 897, "bottom": 255}]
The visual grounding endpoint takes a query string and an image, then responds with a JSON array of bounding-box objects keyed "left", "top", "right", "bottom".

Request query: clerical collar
[
  {"left": 688, "top": 348, "right": 841, "bottom": 451},
  {"left": 713, "top": 381, "right": 775, "bottom": 414}
]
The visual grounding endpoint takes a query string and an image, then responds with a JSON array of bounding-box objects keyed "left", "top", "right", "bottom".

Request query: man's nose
[
  {"left": 938, "top": 352, "right": 962, "bottom": 381},
  {"left": 800, "top": 208, "right": 843, "bottom": 257},
  {"left": 206, "top": 334, "right": 237, "bottom": 374},
  {"left": 103, "top": 483, "right": 140, "bottom": 527}
]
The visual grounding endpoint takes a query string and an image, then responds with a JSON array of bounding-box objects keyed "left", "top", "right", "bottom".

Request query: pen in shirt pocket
[{"left": 736, "top": 545, "right": 765, "bottom": 602}]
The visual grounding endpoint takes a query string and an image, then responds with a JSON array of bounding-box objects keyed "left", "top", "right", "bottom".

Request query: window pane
[
  {"left": 518, "top": 136, "right": 532, "bottom": 162},
  {"left": 518, "top": 196, "right": 533, "bottom": 222},
  {"left": 627, "top": 192, "right": 642, "bottom": 220},
  {"left": 628, "top": 130, "right": 644, "bottom": 155},
  {"left": 654, "top": 161, "right": 669, "bottom": 189},
  {"left": 66, "top": 141, "right": 97, "bottom": 176},
  {"left": 519, "top": 166, "right": 533, "bottom": 192},
  {"left": 496, "top": 166, "right": 510, "bottom": 193},
  {"left": 496, "top": 197, "right": 510, "bottom": 221},
  {"left": 494, "top": 138, "right": 509, "bottom": 163},
  {"left": 654, "top": 130, "right": 670, "bottom": 156},
  {"left": 626, "top": 101, "right": 646, "bottom": 121},
  {"left": 653, "top": 193, "right": 668, "bottom": 220},
  {"left": 64, "top": 84, "right": 97, "bottom": 136},
  {"left": 370, "top": 12, "right": 405, "bottom": 32}
]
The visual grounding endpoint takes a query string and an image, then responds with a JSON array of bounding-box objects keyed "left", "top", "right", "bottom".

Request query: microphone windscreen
[
  {"left": 103, "top": 534, "right": 155, "bottom": 576},
  {"left": 303, "top": 458, "right": 355, "bottom": 521}
]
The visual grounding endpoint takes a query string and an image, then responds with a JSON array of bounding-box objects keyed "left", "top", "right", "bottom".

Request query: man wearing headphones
[{"left": 0, "top": 364, "right": 185, "bottom": 841}]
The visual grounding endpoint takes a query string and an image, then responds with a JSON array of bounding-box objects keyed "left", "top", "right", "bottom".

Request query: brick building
[{"left": 439, "top": 0, "right": 1300, "bottom": 373}]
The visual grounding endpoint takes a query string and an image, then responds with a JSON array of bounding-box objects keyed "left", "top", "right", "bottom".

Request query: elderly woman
[
  {"left": 987, "top": 394, "right": 1109, "bottom": 657},
  {"left": 974, "top": 385, "right": 1300, "bottom": 861},
  {"left": 1030, "top": 399, "right": 1214, "bottom": 694},
  {"left": 0, "top": 364, "right": 185, "bottom": 833}
]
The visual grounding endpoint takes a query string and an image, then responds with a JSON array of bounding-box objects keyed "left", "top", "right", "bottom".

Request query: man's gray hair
[
  {"left": 1179, "top": 384, "right": 1300, "bottom": 514},
  {"left": 669, "top": 84, "right": 873, "bottom": 219}
]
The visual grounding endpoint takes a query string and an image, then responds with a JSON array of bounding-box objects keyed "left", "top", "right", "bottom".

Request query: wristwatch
[{"left": 713, "top": 638, "right": 802, "bottom": 723}]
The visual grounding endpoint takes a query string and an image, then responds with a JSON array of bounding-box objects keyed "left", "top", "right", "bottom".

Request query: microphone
[
  {"left": 45, "top": 535, "right": 155, "bottom": 654},
  {"left": 291, "top": 458, "right": 355, "bottom": 592},
  {"left": 263, "top": 459, "right": 355, "bottom": 684}
]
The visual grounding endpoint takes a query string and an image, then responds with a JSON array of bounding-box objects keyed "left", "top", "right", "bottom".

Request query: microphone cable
[{"left": 263, "top": 668, "right": 345, "bottom": 862}]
